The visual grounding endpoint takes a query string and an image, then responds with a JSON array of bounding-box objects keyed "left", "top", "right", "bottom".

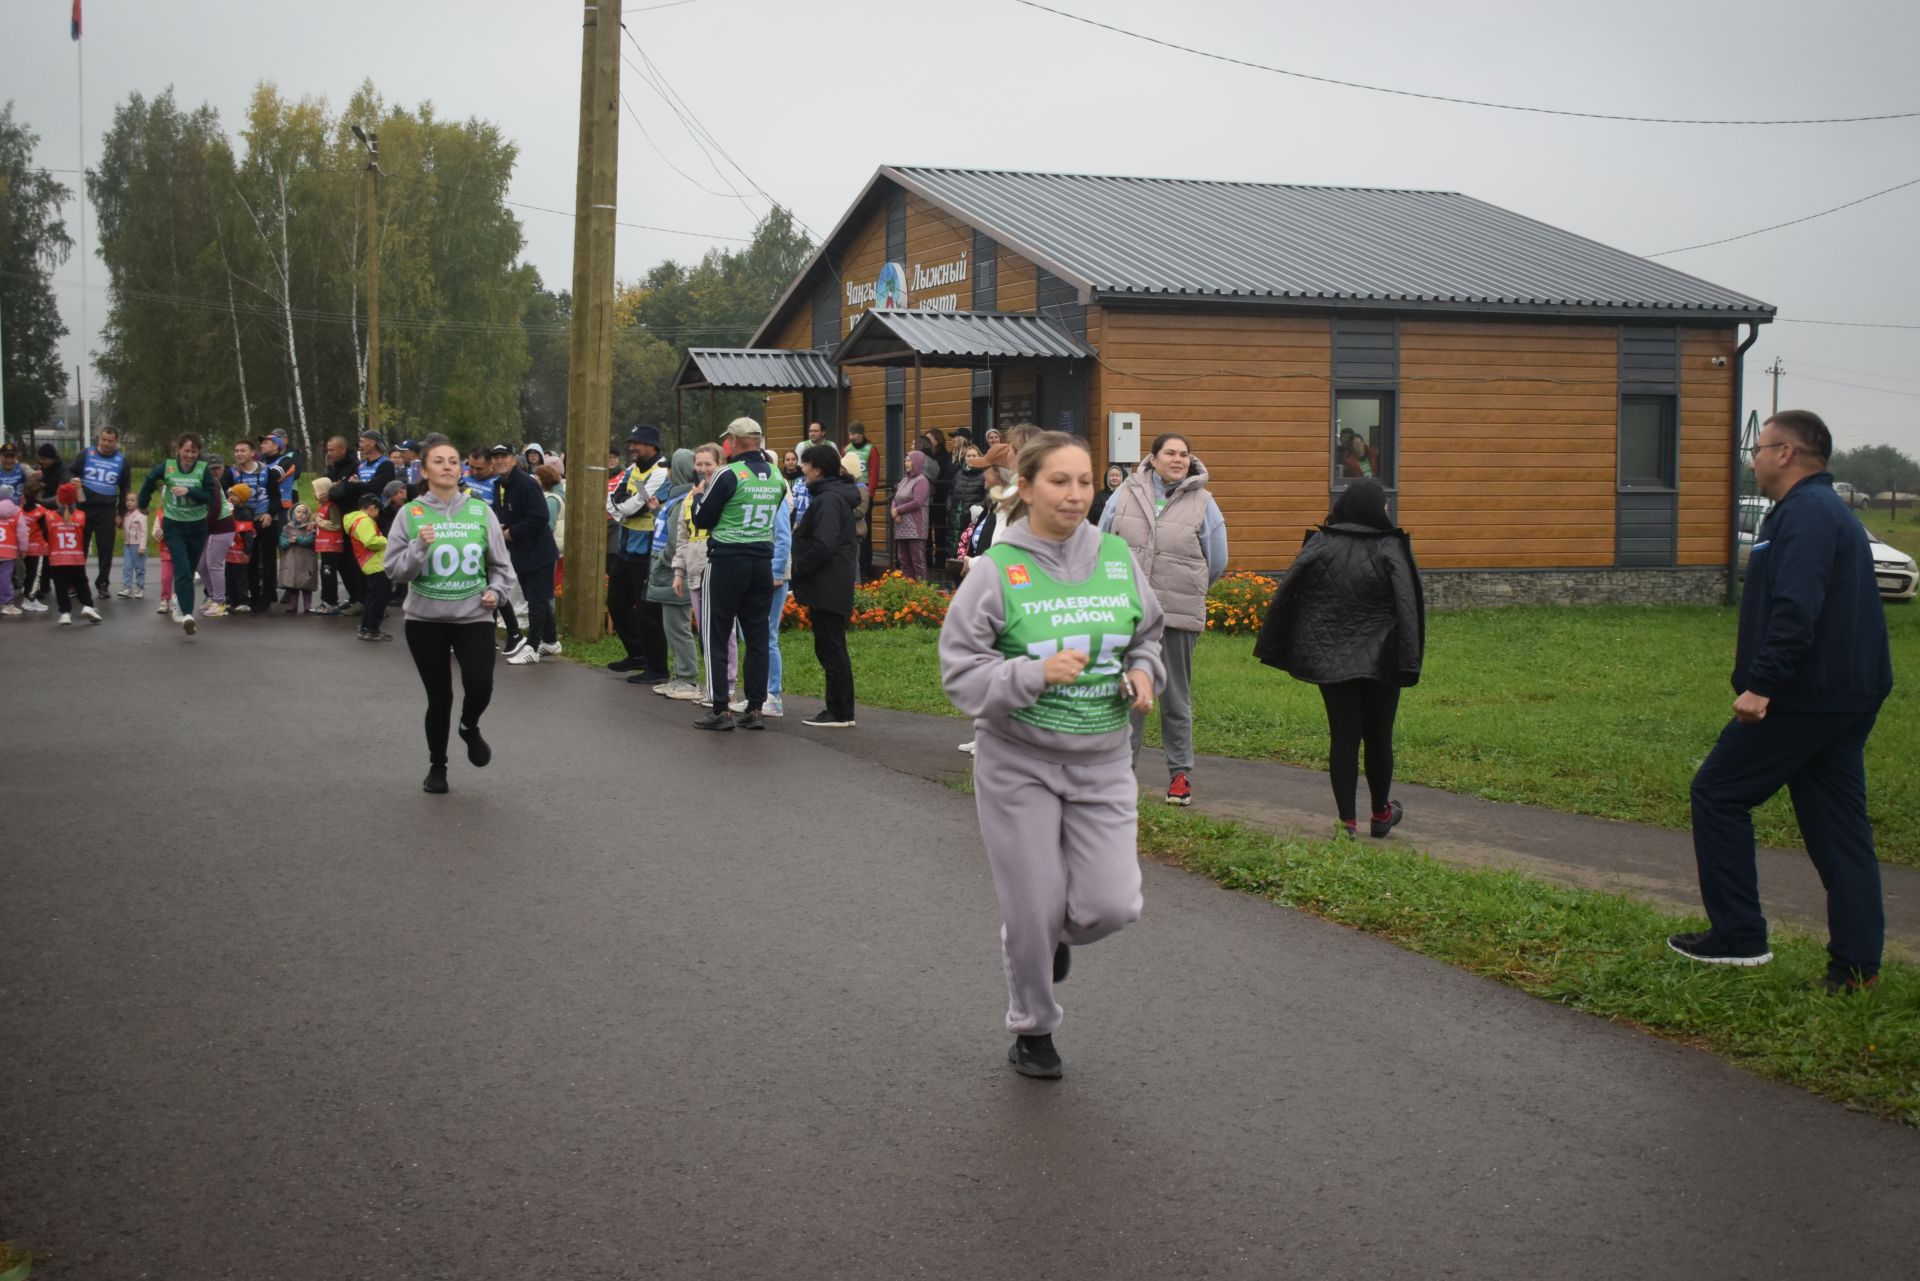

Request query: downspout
[{"left": 1725, "top": 322, "right": 1762, "bottom": 605}]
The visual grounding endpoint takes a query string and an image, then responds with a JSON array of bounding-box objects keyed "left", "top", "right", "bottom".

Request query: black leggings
[
  {"left": 1319, "top": 679, "right": 1401, "bottom": 822},
  {"left": 405, "top": 619, "right": 497, "bottom": 766}
]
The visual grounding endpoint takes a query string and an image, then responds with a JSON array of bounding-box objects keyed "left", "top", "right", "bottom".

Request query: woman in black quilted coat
[{"left": 1252, "top": 480, "right": 1424, "bottom": 838}]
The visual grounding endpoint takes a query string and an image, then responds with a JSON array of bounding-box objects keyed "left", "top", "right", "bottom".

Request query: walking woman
[
  {"left": 1252, "top": 478, "right": 1424, "bottom": 838},
  {"left": 136, "top": 433, "right": 219, "bottom": 634},
  {"left": 791, "top": 443, "right": 860, "bottom": 728},
  {"left": 1100, "top": 434, "right": 1229, "bottom": 806},
  {"left": 381, "top": 433, "right": 518, "bottom": 794},
  {"left": 940, "top": 431, "right": 1166, "bottom": 1080}
]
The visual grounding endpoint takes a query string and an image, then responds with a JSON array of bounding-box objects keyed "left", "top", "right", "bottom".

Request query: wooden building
[{"left": 675, "top": 168, "right": 1775, "bottom": 605}]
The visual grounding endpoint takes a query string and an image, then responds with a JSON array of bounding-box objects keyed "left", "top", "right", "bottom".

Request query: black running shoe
[
  {"left": 801, "top": 711, "right": 855, "bottom": 728},
  {"left": 1008, "top": 1034, "right": 1063, "bottom": 1079},
  {"left": 422, "top": 765, "right": 449, "bottom": 794},
  {"left": 1807, "top": 972, "right": 1879, "bottom": 996},
  {"left": 692, "top": 709, "right": 735, "bottom": 731},
  {"left": 736, "top": 710, "right": 766, "bottom": 731},
  {"left": 1667, "top": 930, "right": 1773, "bottom": 967},
  {"left": 626, "top": 669, "right": 672, "bottom": 685},
  {"left": 458, "top": 724, "right": 492, "bottom": 767},
  {"left": 1053, "top": 942, "right": 1071, "bottom": 984},
  {"left": 1370, "top": 799, "right": 1404, "bottom": 838},
  {"left": 606, "top": 657, "right": 642, "bottom": 673}
]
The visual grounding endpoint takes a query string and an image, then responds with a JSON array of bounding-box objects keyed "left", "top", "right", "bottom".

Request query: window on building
[
  {"left": 1620, "top": 395, "right": 1677, "bottom": 489},
  {"left": 1333, "top": 392, "right": 1396, "bottom": 488}
]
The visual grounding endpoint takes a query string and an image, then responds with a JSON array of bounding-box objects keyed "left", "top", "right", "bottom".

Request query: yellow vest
[{"left": 619, "top": 460, "right": 664, "bottom": 532}]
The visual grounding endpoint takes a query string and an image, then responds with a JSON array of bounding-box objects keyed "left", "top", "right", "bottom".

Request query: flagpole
[{"left": 75, "top": 9, "right": 91, "bottom": 449}]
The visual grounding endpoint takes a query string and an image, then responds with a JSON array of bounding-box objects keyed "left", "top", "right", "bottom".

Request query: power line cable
[
  {"left": 503, "top": 198, "right": 749, "bottom": 241},
  {"left": 1777, "top": 318, "right": 1920, "bottom": 331},
  {"left": 1010, "top": 0, "right": 1920, "bottom": 125},
  {"left": 1647, "top": 176, "right": 1920, "bottom": 256},
  {"left": 619, "top": 53, "right": 761, "bottom": 221},
  {"left": 1785, "top": 358, "right": 1920, "bottom": 387},
  {"left": 1789, "top": 372, "right": 1920, "bottom": 400}
]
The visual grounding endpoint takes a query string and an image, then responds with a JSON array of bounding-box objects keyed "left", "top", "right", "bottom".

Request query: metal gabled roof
[
  {"left": 885, "top": 167, "right": 1775, "bottom": 321},
  {"left": 674, "top": 347, "right": 845, "bottom": 392},
  {"left": 837, "top": 309, "right": 1096, "bottom": 367}
]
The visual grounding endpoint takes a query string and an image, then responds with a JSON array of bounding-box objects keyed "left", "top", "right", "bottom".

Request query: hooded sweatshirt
[
  {"left": 940, "top": 517, "right": 1167, "bottom": 764},
  {"left": 647, "top": 450, "right": 698, "bottom": 604},
  {"left": 381, "top": 487, "right": 519, "bottom": 625}
]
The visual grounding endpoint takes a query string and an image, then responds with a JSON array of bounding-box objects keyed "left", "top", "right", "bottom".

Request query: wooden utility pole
[
  {"left": 559, "top": 0, "right": 620, "bottom": 639},
  {"left": 354, "top": 125, "right": 382, "bottom": 438},
  {"left": 1766, "top": 357, "right": 1784, "bottom": 416}
]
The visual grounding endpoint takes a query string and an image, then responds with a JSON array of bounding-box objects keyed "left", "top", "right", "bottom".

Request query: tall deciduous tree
[{"left": 0, "top": 103, "right": 72, "bottom": 434}]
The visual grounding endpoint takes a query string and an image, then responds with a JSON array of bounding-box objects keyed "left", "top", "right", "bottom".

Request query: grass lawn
[
  {"left": 1140, "top": 807, "right": 1920, "bottom": 1125},
  {"left": 1855, "top": 503, "right": 1920, "bottom": 559}
]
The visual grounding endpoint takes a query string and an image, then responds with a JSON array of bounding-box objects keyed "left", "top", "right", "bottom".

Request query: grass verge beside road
[{"left": 1139, "top": 807, "right": 1920, "bottom": 1126}]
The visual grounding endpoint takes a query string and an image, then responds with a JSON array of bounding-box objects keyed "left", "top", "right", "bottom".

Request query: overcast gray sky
[{"left": 4, "top": 0, "right": 1916, "bottom": 450}]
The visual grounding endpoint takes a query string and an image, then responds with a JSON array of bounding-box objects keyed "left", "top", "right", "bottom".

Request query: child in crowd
[
  {"left": 279, "top": 502, "right": 319, "bottom": 614},
  {"left": 200, "top": 459, "right": 234, "bottom": 617},
  {"left": 47, "top": 482, "right": 102, "bottom": 625},
  {"left": 345, "top": 490, "right": 391, "bottom": 641},
  {"left": 0, "top": 485, "right": 22, "bottom": 616},
  {"left": 225, "top": 483, "right": 255, "bottom": 613},
  {"left": 154, "top": 510, "right": 174, "bottom": 614},
  {"left": 311, "top": 476, "right": 348, "bottom": 616},
  {"left": 672, "top": 443, "right": 737, "bottom": 707},
  {"left": 119, "top": 491, "right": 148, "bottom": 599},
  {"left": 19, "top": 477, "right": 51, "bottom": 611}
]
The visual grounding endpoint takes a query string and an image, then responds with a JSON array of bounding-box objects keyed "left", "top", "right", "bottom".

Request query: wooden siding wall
[
  {"left": 1397, "top": 320, "right": 1619, "bottom": 568},
  {"left": 1091, "top": 308, "right": 1333, "bottom": 568},
  {"left": 1679, "top": 328, "right": 1737, "bottom": 565},
  {"left": 904, "top": 195, "right": 975, "bottom": 441},
  {"left": 761, "top": 306, "right": 813, "bottom": 452}
]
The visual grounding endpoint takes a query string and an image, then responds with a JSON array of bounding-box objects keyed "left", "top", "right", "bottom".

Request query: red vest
[
  {"left": 48, "top": 509, "right": 87, "bottom": 567},
  {"left": 0, "top": 513, "right": 18, "bottom": 558},
  {"left": 314, "top": 501, "right": 344, "bottom": 554},
  {"left": 23, "top": 509, "right": 50, "bottom": 557},
  {"left": 227, "top": 519, "right": 254, "bottom": 564}
]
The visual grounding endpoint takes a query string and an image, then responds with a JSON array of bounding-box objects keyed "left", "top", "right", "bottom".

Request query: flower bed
[{"left": 1204, "top": 571, "right": 1277, "bottom": 635}]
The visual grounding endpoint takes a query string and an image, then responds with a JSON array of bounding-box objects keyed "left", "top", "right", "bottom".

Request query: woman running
[
  {"left": 136, "top": 434, "right": 218, "bottom": 634},
  {"left": 939, "top": 431, "right": 1166, "bottom": 1080},
  {"left": 381, "top": 433, "right": 518, "bottom": 794}
]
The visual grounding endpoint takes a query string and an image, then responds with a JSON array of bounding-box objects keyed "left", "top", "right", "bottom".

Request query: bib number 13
[{"left": 1025, "top": 633, "right": 1130, "bottom": 676}]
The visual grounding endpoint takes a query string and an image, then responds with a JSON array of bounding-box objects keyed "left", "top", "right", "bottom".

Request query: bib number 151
[{"left": 1025, "top": 633, "right": 1129, "bottom": 676}]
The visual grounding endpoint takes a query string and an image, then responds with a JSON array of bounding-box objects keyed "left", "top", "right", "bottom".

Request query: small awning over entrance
[
  {"left": 672, "top": 347, "right": 846, "bottom": 392},
  {"left": 836, "top": 309, "right": 1095, "bottom": 368}
]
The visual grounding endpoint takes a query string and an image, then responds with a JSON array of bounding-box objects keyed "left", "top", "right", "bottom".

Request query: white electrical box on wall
[{"left": 1108, "top": 412, "right": 1142, "bottom": 465}]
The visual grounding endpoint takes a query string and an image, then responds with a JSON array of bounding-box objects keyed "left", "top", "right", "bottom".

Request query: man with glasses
[{"left": 1670, "top": 409, "right": 1893, "bottom": 994}]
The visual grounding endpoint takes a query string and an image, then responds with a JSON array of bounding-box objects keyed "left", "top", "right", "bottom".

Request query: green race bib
[
  {"left": 709, "top": 460, "right": 785, "bottom": 545},
  {"left": 163, "top": 459, "right": 209, "bottom": 523},
  {"left": 985, "top": 533, "right": 1143, "bottom": 735},
  {"left": 404, "top": 497, "right": 492, "bottom": 600}
]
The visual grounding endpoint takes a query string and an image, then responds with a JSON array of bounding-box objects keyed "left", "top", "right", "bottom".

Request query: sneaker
[
  {"left": 1808, "top": 973, "right": 1879, "bottom": 996},
  {"left": 656, "top": 679, "right": 699, "bottom": 699},
  {"left": 729, "top": 697, "right": 749, "bottom": 713},
  {"left": 1666, "top": 930, "right": 1773, "bottom": 967},
  {"left": 313, "top": 603, "right": 342, "bottom": 616},
  {"left": 375, "top": 630, "right": 394, "bottom": 641},
  {"left": 132, "top": 588, "right": 144, "bottom": 599},
  {"left": 1053, "top": 942, "right": 1071, "bottom": 984},
  {"left": 0, "top": 605, "right": 21, "bottom": 617},
  {"left": 343, "top": 602, "right": 364, "bottom": 617},
  {"left": 1334, "top": 820, "right": 1359, "bottom": 840},
  {"left": 606, "top": 656, "right": 642, "bottom": 673},
  {"left": 507, "top": 646, "right": 542, "bottom": 665},
  {"left": 202, "top": 602, "right": 229, "bottom": 618},
  {"left": 1369, "top": 799, "right": 1404, "bottom": 838},
  {"left": 802, "top": 711, "right": 855, "bottom": 728},
  {"left": 538, "top": 641, "right": 563, "bottom": 656},
  {"left": 115, "top": 586, "right": 133, "bottom": 598},
  {"left": 765, "top": 695, "right": 784, "bottom": 718},
  {"left": 502, "top": 637, "right": 530, "bottom": 659},
  {"left": 96, "top": 581, "right": 111, "bottom": 597},
  {"left": 958, "top": 740, "right": 975, "bottom": 754},
  {"left": 667, "top": 683, "right": 705, "bottom": 701},
  {"left": 1007, "top": 1034, "right": 1063, "bottom": 1080},
  {"left": 23, "top": 598, "right": 48, "bottom": 612},
  {"left": 58, "top": 612, "right": 72, "bottom": 626},
  {"left": 692, "top": 709, "right": 735, "bottom": 732},
  {"left": 693, "top": 696, "right": 714, "bottom": 708},
  {"left": 737, "top": 710, "right": 766, "bottom": 731},
  {"left": 422, "top": 765, "right": 449, "bottom": 795},
  {"left": 158, "top": 599, "right": 173, "bottom": 615},
  {"left": 458, "top": 724, "right": 492, "bottom": 768},
  {"left": 181, "top": 611, "right": 197, "bottom": 636},
  {"left": 626, "top": 669, "right": 672, "bottom": 685},
  {"left": 356, "top": 629, "right": 381, "bottom": 642},
  {"left": 231, "top": 604, "right": 251, "bottom": 615},
  {"left": 1165, "top": 771, "right": 1193, "bottom": 806},
  {"left": 81, "top": 606, "right": 103, "bottom": 624}
]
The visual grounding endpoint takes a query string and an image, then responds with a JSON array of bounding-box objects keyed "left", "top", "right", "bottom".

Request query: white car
[{"left": 1735, "top": 495, "right": 1917, "bottom": 601}]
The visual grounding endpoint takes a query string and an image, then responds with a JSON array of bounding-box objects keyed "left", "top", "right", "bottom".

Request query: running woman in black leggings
[{"left": 381, "top": 433, "right": 518, "bottom": 794}]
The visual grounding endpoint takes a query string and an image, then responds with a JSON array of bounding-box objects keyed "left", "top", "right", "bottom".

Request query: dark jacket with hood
[
  {"left": 949, "top": 460, "right": 989, "bottom": 534},
  {"left": 1253, "top": 483, "right": 1425, "bottom": 687},
  {"left": 790, "top": 472, "right": 860, "bottom": 617},
  {"left": 492, "top": 463, "right": 557, "bottom": 572}
]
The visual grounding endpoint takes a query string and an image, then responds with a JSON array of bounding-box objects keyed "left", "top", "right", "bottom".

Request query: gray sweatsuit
[{"left": 939, "top": 519, "right": 1168, "bottom": 1035}]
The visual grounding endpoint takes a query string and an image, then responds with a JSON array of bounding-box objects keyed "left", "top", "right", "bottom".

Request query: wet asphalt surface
[{"left": 2, "top": 603, "right": 1917, "bottom": 1279}]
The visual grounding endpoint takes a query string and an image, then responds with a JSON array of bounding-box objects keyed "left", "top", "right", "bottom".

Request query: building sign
[
  {"left": 845, "top": 252, "right": 972, "bottom": 331},
  {"left": 877, "top": 262, "right": 908, "bottom": 309}
]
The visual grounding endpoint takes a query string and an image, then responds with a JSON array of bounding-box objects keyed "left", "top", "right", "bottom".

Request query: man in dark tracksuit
[
  {"left": 1670, "top": 410, "right": 1893, "bottom": 992},
  {"left": 689, "top": 417, "right": 780, "bottom": 731},
  {"left": 72, "top": 428, "right": 132, "bottom": 594}
]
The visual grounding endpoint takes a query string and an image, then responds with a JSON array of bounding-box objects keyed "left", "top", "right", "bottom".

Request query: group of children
[{"left": 0, "top": 480, "right": 106, "bottom": 624}]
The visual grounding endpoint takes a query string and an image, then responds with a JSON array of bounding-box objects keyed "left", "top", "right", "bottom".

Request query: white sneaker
[
  {"left": 537, "top": 641, "right": 563, "bottom": 656},
  {"left": 158, "top": 599, "right": 173, "bottom": 614},
  {"left": 958, "top": 740, "right": 976, "bottom": 754},
  {"left": 664, "top": 682, "right": 703, "bottom": 701},
  {"left": 181, "top": 611, "right": 197, "bottom": 635},
  {"left": 502, "top": 636, "right": 529, "bottom": 658},
  {"left": 232, "top": 604, "right": 251, "bottom": 614},
  {"left": 115, "top": 586, "right": 133, "bottom": 598},
  {"left": 0, "top": 605, "right": 21, "bottom": 617},
  {"left": 132, "top": 588, "right": 145, "bottom": 599},
  {"left": 202, "top": 602, "right": 228, "bottom": 618},
  {"left": 765, "top": 694, "right": 784, "bottom": 717},
  {"left": 81, "top": 606, "right": 103, "bottom": 624},
  {"left": 23, "top": 599, "right": 47, "bottom": 613},
  {"left": 729, "top": 697, "right": 748, "bottom": 713},
  {"left": 58, "top": 612, "right": 72, "bottom": 626},
  {"left": 507, "top": 646, "right": 541, "bottom": 665}
]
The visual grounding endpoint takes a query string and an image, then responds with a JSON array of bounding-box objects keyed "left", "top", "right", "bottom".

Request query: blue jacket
[
  {"left": 492, "top": 465, "right": 557, "bottom": 571},
  {"left": 1736, "top": 472, "right": 1892, "bottom": 712}
]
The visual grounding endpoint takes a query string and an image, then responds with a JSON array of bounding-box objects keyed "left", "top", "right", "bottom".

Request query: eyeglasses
[{"left": 1745, "top": 441, "right": 1791, "bottom": 459}]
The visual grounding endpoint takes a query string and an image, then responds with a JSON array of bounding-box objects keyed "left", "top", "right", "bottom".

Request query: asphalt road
[{"left": 3, "top": 604, "right": 1916, "bottom": 1279}]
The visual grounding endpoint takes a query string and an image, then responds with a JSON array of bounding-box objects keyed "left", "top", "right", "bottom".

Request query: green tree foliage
[
  {"left": 1832, "top": 443, "right": 1920, "bottom": 497},
  {"left": 0, "top": 103, "right": 72, "bottom": 433}
]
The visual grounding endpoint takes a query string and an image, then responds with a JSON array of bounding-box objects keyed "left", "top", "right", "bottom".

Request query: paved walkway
[{"left": 2, "top": 606, "right": 1915, "bottom": 1279}]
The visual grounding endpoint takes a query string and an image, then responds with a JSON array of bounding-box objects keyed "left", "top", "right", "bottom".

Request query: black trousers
[
  {"left": 1691, "top": 706, "right": 1884, "bottom": 979},
  {"left": 361, "top": 570, "right": 392, "bottom": 635},
  {"left": 1318, "top": 679, "right": 1402, "bottom": 822},
  {"left": 51, "top": 564, "right": 95, "bottom": 612},
  {"left": 705, "top": 554, "right": 773, "bottom": 709},
  {"left": 82, "top": 500, "right": 118, "bottom": 586},
  {"left": 811, "top": 608, "right": 855, "bottom": 720},
  {"left": 404, "top": 619, "right": 496, "bottom": 767},
  {"left": 519, "top": 557, "right": 557, "bottom": 647},
  {"left": 331, "top": 549, "right": 367, "bottom": 605},
  {"left": 247, "top": 521, "right": 278, "bottom": 609},
  {"left": 608, "top": 553, "right": 666, "bottom": 668}
]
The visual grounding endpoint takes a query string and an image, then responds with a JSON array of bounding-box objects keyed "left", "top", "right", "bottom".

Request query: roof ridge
[{"left": 887, "top": 164, "right": 1464, "bottom": 197}]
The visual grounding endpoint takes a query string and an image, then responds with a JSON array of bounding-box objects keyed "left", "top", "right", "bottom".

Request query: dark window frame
[
  {"left": 1330, "top": 387, "right": 1399, "bottom": 492},
  {"left": 1618, "top": 393, "right": 1679, "bottom": 492}
]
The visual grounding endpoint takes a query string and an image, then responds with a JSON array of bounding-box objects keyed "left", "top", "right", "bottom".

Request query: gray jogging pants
[
  {"left": 973, "top": 730, "right": 1144, "bottom": 1036},
  {"left": 1131, "top": 626, "right": 1198, "bottom": 778}
]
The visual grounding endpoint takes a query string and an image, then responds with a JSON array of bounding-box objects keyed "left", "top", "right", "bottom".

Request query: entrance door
[{"left": 1037, "top": 363, "right": 1089, "bottom": 438}]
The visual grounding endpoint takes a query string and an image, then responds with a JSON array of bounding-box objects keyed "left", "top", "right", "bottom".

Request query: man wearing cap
[
  {"left": 332, "top": 432, "right": 396, "bottom": 515},
  {"left": 605, "top": 425, "right": 672, "bottom": 681},
  {"left": 228, "top": 437, "right": 286, "bottom": 613},
  {"left": 491, "top": 443, "right": 557, "bottom": 663},
  {"left": 398, "top": 440, "right": 423, "bottom": 496},
  {"left": 71, "top": 426, "right": 133, "bottom": 596},
  {"left": 259, "top": 430, "right": 299, "bottom": 512},
  {"left": 689, "top": 417, "right": 782, "bottom": 730}
]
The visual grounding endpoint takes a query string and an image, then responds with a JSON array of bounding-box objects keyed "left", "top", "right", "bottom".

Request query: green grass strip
[{"left": 1139, "top": 807, "right": 1920, "bottom": 1126}]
